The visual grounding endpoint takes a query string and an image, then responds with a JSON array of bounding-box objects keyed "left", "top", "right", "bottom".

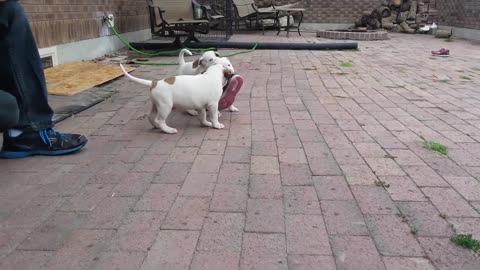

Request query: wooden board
[{"left": 45, "top": 61, "right": 135, "bottom": 96}]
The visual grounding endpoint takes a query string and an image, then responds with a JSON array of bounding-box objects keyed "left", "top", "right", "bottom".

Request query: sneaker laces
[{"left": 38, "top": 128, "right": 65, "bottom": 146}]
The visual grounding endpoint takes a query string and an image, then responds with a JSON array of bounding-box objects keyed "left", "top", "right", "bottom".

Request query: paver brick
[
  {"left": 134, "top": 184, "right": 180, "bottom": 212},
  {"left": 322, "top": 200, "right": 368, "bottom": 236},
  {"left": 82, "top": 197, "right": 136, "bottom": 229},
  {"left": 241, "top": 233, "right": 287, "bottom": 270},
  {"left": 418, "top": 237, "right": 480, "bottom": 270},
  {"left": 168, "top": 147, "right": 198, "bottom": 163},
  {"left": 285, "top": 214, "right": 331, "bottom": 255},
  {"left": 245, "top": 199, "right": 284, "bottom": 233},
  {"left": 365, "top": 158, "right": 405, "bottom": 176},
  {"left": 132, "top": 155, "right": 168, "bottom": 173},
  {"left": 210, "top": 184, "right": 248, "bottom": 212},
  {"left": 443, "top": 176, "right": 480, "bottom": 201},
  {"left": 330, "top": 235, "right": 386, "bottom": 270},
  {"left": 251, "top": 156, "right": 280, "bottom": 174},
  {"left": 153, "top": 162, "right": 191, "bottom": 184},
  {"left": 179, "top": 172, "right": 217, "bottom": 197},
  {"left": 447, "top": 217, "right": 480, "bottom": 239},
  {"left": 224, "top": 146, "right": 251, "bottom": 163},
  {"left": 18, "top": 212, "right": 87, "bottom": 251},
  {"left": 199, "top": 140, "right": 227, "bottom": 155},
  {"left": 351, "top": 186, "right": 399, "bottom": 215},
  {"left": 341, "top": 164, "right": 378, "bottom": 185},
  {"left": 3, "top": 196, "right": 64, "bottom": 229},
  {"left": 280, "top": 163, "right": 313, "bottom": 186},
  {"left": 313, "top": 176, "right": 353, "bottom": 202},
  {"left": 45, "top": 229, "right": 114, "bottom": 270},
  {"left": 249, "top": 174, "right": 283, "bottom": 199},
  {"left": 331, "top": 148, "right": 365, "bottom": 165},
  {"left": 39, "top": 173, "right": 91, "bottom": 197},
  {"left": 382, "top": 257, "right": 434, "bottom": 270},
  {"left": 287, "top": 255, "right": 336, "bottom": 270},
  {"left": 197, "top": 212, "right": 244, "bottom": 252},
  {"left": 397, "top": 202, "right": 452, "bottom": 237},
  {"left": 421, "top": 187, "right": 479, "bottom": 217},
  {"left": 90, "top": 251, "right": 146, "bottom": 270},
  {"left": 279, "top": 148, "right": 308, "bottom": 164},
  {"left": 308, "top": 156, "right": 343, "bottom": 176},
  {"left": 140, "top": 230, "right": 199, "bottom": 270},
  {"left": 252, "top": 141, "right": 277, "bottom": 156},
  {"left": 161, "top": 197, "right": 210, "bottom": 230},
  {"left": 0, "top": 251, "right": 54, "bottom": 270},
  {"left": 189, "top": 155, "right": 223, "bottom": 173},
  {"left": 365, "top": 215, "right": 425, "bottom": 257},
  {"left": 283, "top": 186, "right": 321, "bottom": 215},
  {"left": 218, "top": 163, "right": 250, "bottom": 185},
  {"left": 111, "top": 172, "right": 153, "bottom": 197},
  {"left": 191, "top": 251, "right": 240, "bottom": 270},
  {"left": 402, "top": 166, "right": 449, "bottom": 187},
  {"left": 109, "top": 211, "right": 166, "bottom": 252},
  {"left": 0, "top": 227, "right": 32, "bottom": 258},
  {"left": 354, "top": 142, "right": 387, "bottom": 158},
  {"left": 380, "top": 176, "right": 427, "bottom": 201}
]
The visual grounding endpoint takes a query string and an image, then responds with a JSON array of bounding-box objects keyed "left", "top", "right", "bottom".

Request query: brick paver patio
[{"left": 1, "top": 32, "right": 480, "bottom": 269}]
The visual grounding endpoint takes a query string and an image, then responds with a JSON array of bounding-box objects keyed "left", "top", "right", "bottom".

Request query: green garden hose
[{"left": 106, "top": 18, "right": 257, "bottom": 66}]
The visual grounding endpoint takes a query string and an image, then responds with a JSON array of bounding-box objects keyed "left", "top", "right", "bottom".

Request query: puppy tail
[
  {"left": 119, "top": 64, "right": 155, "bottom": 89},
  {"left": 178, "top": 48, "right": 192, "bottom": 65}
]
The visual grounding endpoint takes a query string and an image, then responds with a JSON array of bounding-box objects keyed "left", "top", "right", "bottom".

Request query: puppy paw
[
  {"left": 162, "top": 127, "right": 178, "bottom": 134},
  {"left": 213, "top": 123, "right": 225, "bottom": 129},
  {"left": 187, "top": 110, "right": 198, "bottom": 116},
  {"left": 229, "top": 105, "right": 239, "bottom": 112},
  {"left": 202, "top": 121, "right": 213, "bottom": 127}
]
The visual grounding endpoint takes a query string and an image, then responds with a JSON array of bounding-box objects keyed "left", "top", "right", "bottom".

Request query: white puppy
[
  {"left": 176, "top": 49, "right": 218, "bottom": 76},
  {"left": 120, "top": 64, "right": 230, "bottom": 134},
  {"left": 176, "top": 49, "right": 239, "bottom": 114}
]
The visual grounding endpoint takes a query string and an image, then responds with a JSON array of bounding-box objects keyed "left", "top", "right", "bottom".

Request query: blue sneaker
[{"left": 0, "top": 128, "right": 87, "bottom": 159}]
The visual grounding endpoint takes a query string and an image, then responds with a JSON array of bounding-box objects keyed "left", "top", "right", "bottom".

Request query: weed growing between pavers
[
  {"left": 451, "top": 234, "right": 480, "bottom": 253},
  {"left": 460, "top": 75, "right": 472, "bottom": 80},
  {"left": 437, "top": 79, "right": 450, "bottom": 84},
  {"left": 420, "top": 136, "right": 448, "bottom": 155},
  {"left": 340, "top": 61, "right": 353, "bottom": 68},
  {"left": 472, "top": 67, "right": 480, "bottom": 72}
]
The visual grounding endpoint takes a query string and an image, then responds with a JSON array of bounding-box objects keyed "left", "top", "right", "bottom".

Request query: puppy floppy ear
[
  {"left": 199, "top": 56, "right": 208, "bottom": 67},
  {"left": 192, "top": 58, "right": 200, "bottom": 68}
]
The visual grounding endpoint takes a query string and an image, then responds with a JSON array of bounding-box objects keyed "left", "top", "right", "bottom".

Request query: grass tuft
[
  {"left": 420, "top": 136, "right": 448, "bottom": 155},
  {"left": 340, "top": 61, "right": 353, "bottom": 68},
  {"left": 460, "top": 75, "right": 472, "bottom": 80},
  {"left": 471, "top": 67, "right": 480, "bottom": 72},
  {"left": 451, "top": 234, "right": 480, "bottom": 253},
  {"left": 437, "top": 79, "right": 450, "bottom": 84}
]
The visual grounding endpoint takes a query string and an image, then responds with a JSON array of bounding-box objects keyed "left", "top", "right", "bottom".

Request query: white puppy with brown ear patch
[
  {"left": 120, "top": 64, "right": 230, "bottom": 134},
  {"left": 176, "top": 49, "right": 218, "bottom": 76},
  {"left": 176, "top": 49, "right": 239, "bottom": 115}
]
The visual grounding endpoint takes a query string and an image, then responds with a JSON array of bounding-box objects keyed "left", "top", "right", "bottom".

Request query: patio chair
[
  {"left": 232, "top": 0, "right": 280, "bottom": 34},
  {"left": 192, "top": 1, "right": 226, "bottom": 30},
  {"left": 269, "top": 0, "right": 300, "bottom": 10},
  {"left": 146, "top": 0, "right": 212, "bottom": 46}
]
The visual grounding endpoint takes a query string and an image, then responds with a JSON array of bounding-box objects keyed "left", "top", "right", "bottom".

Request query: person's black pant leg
[
  {"left": 0, "top": 1, "right": 53, "bottom": 132},
  {"left": 0, "top": 90, "right": 19, "bottom": 132}
]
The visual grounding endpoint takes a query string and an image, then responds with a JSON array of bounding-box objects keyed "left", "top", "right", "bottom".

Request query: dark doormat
[{"left": 49, "top": 83, "right": 118, "bottom": 123}]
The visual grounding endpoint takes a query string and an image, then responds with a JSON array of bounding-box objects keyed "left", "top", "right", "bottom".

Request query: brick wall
[
  {"left": 257, "top": 0, "right": 382, "bottom": 23},
  {"left": 21, "top": 0, "right": 149, "bottom": 48},
  {"left": 436, "top": 0, "right": 480, "bottom": 30}
]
